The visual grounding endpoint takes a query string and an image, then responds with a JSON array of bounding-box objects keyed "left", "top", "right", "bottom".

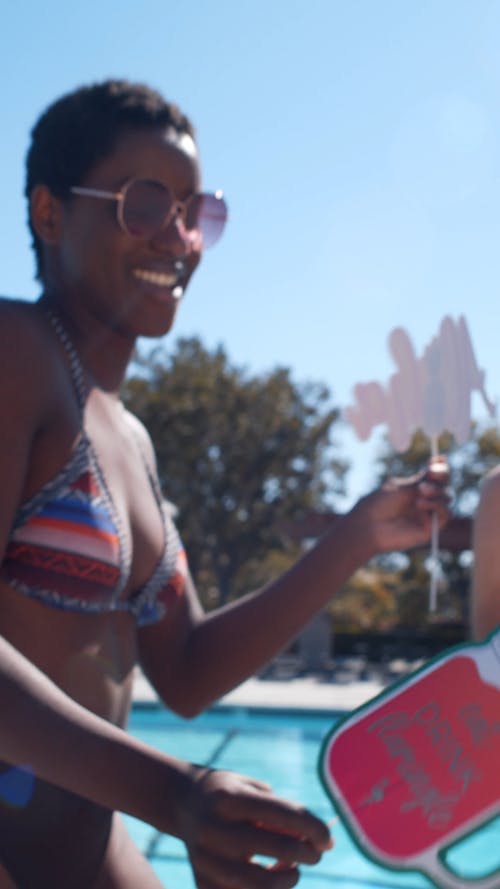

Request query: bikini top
[{"left": 0, "top": 311, "right": 187, "bottom": 627}]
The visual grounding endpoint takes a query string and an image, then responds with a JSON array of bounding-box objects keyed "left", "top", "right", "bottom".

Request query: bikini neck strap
[{"left": 43, "top": 305, "right": 88, "bottom": 415}]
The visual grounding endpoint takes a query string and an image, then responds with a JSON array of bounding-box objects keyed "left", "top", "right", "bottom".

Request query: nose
[{"left": 150, "top": 214, "right": 196, "bottom": 257}]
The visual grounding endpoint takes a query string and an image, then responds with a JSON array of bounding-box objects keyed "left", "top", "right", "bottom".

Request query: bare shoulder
[
  {"left": 0, "top": 297, "right": 54, "bottom": 361},
  {"left": 0, "top": 299, "right": 67, "bottom": 536},
  {"left": 0, "top": 298, "right": 61, "bottom": 423}
]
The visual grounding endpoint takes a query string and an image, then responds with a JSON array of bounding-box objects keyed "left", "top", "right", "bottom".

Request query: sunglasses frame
[{"left": 70, "top": 178, "right": 227, "bottom": 248}]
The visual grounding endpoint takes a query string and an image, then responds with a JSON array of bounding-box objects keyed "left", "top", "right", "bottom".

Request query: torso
[{"left": 0, "top": 300, "right": 173, "bottom": 885}]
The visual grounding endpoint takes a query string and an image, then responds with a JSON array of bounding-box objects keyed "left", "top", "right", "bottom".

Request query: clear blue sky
[{"left": 2, "top": 0, "right": 500, "bottom": 506}]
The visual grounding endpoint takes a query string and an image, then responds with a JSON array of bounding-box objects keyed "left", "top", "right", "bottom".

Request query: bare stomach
[{"left": 0, "top": 581, "right": 139, "bottom": 887}]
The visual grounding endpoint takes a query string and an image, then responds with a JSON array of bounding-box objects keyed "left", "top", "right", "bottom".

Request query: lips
[{"left": 132, "top": 261, "right": 187, "bottom": 299}]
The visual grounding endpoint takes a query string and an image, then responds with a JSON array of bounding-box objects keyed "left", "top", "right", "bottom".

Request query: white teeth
[{"left": 133, "top": 268, "right": 178, "bottom": 286}]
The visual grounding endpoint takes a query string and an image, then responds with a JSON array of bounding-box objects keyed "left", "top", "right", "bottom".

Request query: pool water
[{"left": 127, "top": 706, "right": 500, "bottom": 889}]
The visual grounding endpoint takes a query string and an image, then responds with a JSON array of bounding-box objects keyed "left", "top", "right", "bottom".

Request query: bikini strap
[{"left": 44, "top": 308, "right": 88, "bottom": 415}]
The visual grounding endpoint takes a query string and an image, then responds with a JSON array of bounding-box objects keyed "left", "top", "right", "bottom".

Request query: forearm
[
  {"left": 0, "top": 634, "right": 195, "bottom": 837},
  {"left": 144, "top": 474, "right": 447, "bottom": 715},
  {"left": 470, "top": 473, "right": 500, "bottom": 641},
  {"left": 163, "top": 508, "right": 373, "bottom": 714}
]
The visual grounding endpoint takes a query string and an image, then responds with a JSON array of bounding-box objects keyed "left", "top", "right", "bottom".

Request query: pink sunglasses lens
[
  {"left": 122, "top": 180, "right": 172, "bottom": 236},
  {"left": 122, "top": 180, "right": 228, "bottom": 248},
  {"left": 186, "top": 193, "right": 228, "bottom": 248}
]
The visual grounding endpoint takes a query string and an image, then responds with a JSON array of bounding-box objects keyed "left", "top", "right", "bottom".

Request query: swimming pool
[{"left": 127, "top": 705, "right": 500, "bottom": 888}]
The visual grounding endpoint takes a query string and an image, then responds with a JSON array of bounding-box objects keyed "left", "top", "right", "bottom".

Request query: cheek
[{"left": 59, "top": 224, "right": 121, "bottom": 285}]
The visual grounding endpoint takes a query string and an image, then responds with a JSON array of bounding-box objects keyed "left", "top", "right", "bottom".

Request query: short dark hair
[{"left": 25, "top": 79, "right": 195, "bottom": 280}]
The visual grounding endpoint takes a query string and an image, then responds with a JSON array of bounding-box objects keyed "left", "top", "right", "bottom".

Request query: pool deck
[{"left": 132, "top": 659, "right": 415, "bottom": 712}]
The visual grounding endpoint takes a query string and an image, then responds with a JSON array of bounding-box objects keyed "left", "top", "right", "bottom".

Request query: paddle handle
[{"left": 422, "top": 853, "right": 500, "bottom": 889}]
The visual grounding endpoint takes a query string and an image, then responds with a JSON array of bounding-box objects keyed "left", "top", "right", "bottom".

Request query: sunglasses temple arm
[{"left": 71, "top": 186, "right": 122, "bottom": 201}]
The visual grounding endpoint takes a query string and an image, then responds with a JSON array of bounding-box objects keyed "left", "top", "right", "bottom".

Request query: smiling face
[{"left": 37, "top": 125, "right": 203, "bottom": 339}]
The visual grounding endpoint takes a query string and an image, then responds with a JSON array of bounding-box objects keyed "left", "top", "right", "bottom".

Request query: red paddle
[{"left": 319, "top": 628, "right": 500, "bottom": 888}]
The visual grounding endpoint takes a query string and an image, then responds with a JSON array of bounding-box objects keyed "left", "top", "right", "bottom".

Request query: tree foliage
[
  {"left": 123, "top": 337, "right": 500, "bottom": 640},
  {"left": 123, "top": 337, "right": 347, "bottom": 607},
  {"left": 360, "top": 424, "right": 500, "bottom": 631},
  {"left": 329, "top": 566, "right": 400, "bottom": 632},
  {"left": 375, "top": 425, "right": 500, "bottom": 518}
]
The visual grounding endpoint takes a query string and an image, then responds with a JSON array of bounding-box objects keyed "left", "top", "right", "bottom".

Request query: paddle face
[{"left": 319, "top": 634, "right": 500, "bottom": 886}]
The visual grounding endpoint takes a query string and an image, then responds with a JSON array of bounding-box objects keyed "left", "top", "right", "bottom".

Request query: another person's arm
[{"left": 471, "top": 468, "right": 500, "bottom": 640}]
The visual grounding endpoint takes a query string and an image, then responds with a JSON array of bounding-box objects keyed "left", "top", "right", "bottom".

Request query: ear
[{"left": 30, "top": 184, "right": 64, "bottom": 246}]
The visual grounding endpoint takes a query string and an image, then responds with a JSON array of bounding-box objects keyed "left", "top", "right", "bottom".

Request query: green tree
[
  {"left": 375, "top": 426, "right": 500, "bottom": 518},
  {"left": 371, "top": 424, "right": 500, "bottom": 630},
  {"left": 123, "top": 337, "right": 347, "bottom": 607},
  {"left": 329, "top": 565, "right": 400, "bottom": 632}
]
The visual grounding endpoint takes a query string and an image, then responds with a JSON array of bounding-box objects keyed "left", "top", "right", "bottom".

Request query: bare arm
[
  {"left": 0, "top": 631, "right": 192, "bottom": 833},
  {"left": 0, "top": 308, "right": 185, "bottom": 829},
  {"left": 0, "top": 306, "right": 332, "bottom": 886},
  {"left": 471, "top": 469, "right": 500, "bottom": 640},
  {"left": 1, "top": 630, "right": 333, "bottom": 884},
  {"left": 139, "top": 473, "right": 449, "bottom": 716},
  {"left": 282, "top": 512, "right": 473, "bottom": 552}
]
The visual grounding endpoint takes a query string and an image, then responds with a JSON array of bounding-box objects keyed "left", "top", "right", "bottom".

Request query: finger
[
  {"left": 418, "top": 479, "right": 452, "bottom": 503},
  {"left": 212, "top": 792, "right": 332, "bottom": 851},
  {"left": 247, "top": 778, "right": 274, "bottom": 793},
  {"left": 415, "top": 487, "right": 451, "bottom": 513},
  {"left": 422, "top": 492, "right": 451, "bottom": 513},
  {"left": 191, "top": 849, "right": 300, "bottom": 889},
  {"left": 385, "top": 470, "right": 425, "bottom": 490},
  {"left": 417, "top": 479, "right": 450, "bottom": 497},
  {"left": 416, "top": 481, "right": 451, "bottom": 510},
  {"left": 202, "top": 820, "right": 326, "bottom": 865},
  {"left": 195, "top": 881, "right": 239, "bottom": 889},
  {"left": 435, "top": 506, "right": 452, "bottom": 530},
  {"left": 197, "top": 769, "right": 273, "bottom": 797},
  {"left": 267, "top": 862, "right": 301, "bottom": 882},
  {"left": 387, "top": 455, "right": 450, "bottom": 491},
  {"left": 410, "top": 508, "right": 450, "bottom": 541}
]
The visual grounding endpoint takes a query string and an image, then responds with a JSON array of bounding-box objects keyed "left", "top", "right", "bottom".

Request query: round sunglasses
[{"left": 70, "top": 178, "right": 228, "bottom": 249}]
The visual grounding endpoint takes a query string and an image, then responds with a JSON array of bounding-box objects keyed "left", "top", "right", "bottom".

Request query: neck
[{"left": 38, "top": 292, "right": 136, "bottom": 395}]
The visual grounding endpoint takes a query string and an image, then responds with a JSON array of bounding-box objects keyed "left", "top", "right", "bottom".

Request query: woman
[{"left": 0, "top": 79, "right": 449, "bottom": 888}]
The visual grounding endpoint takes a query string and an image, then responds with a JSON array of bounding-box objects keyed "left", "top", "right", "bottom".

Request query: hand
[
  {"left": 350, "top": 458, "right": 451, "bottom": 556},
  {"left": 180, "top": 767, "right": 333, "bottom": 888}
]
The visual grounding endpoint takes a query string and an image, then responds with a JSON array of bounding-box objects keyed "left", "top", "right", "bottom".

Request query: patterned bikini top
[{"left": 0, "top": 312, "right": 187, "bottom": 627}]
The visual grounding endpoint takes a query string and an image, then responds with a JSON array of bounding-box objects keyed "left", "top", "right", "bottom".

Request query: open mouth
[{"left": 132, "top": 261, "right": 187, "bottom": 299}]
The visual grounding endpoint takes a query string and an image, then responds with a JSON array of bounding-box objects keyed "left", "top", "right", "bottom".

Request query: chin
[{"left": 135, "top": 301, "right": 180, "bottom": 339}]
